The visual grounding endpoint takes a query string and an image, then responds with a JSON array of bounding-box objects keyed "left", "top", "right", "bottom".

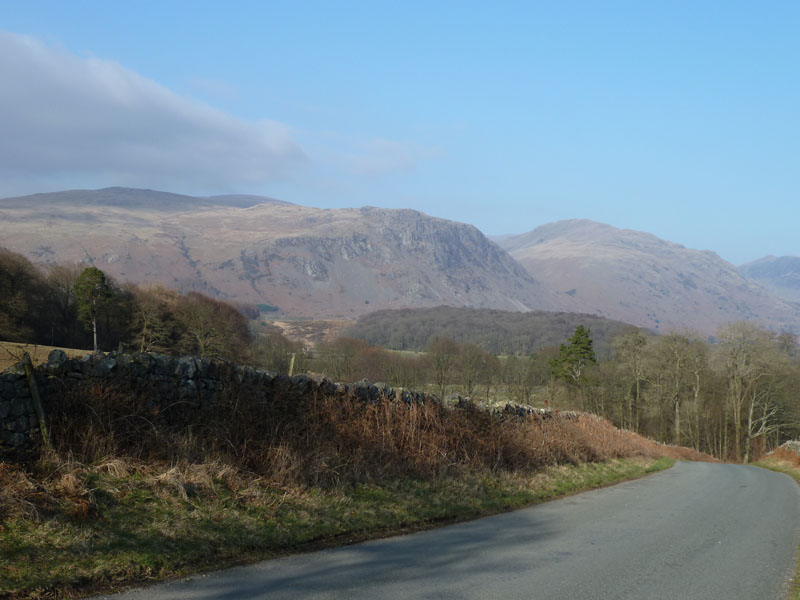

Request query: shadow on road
[{"left": 107, "top": 505, "right": 558, "bottom": 599}]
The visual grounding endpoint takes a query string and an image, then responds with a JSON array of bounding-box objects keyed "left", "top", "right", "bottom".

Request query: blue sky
[{"left": 1, "top": 1, "right": 798, "bottom": 264}]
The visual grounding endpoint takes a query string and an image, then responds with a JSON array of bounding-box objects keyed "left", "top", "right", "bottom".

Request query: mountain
[
  {"left": 0, "top": 187, "right": 556, "bottom": 319},
  {"left": 739, "top": 256, "right": 800, "bottom": 303},
  {"left": 4, "top": 188, "right": 797, "bottom": 334},
  {"left": 499, "top": 219, "right": 800, "bottom": 335}
]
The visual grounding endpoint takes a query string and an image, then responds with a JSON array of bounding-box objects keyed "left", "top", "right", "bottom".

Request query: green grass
[{"left": 0, "top": 456, "right": 673, "bottom": 599}]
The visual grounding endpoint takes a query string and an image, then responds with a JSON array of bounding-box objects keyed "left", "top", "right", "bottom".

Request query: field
[
  {"left": 266, "top": 319, "right": 353, "bottom": 347},
  {"left": 0, "top": 342, "right": 89, "bottom": 372}
]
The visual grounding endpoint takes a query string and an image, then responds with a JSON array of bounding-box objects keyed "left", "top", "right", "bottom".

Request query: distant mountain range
[
  {"left": 738, "top": 256, "right": 800, "bottom": 303},
  {"left": 0, "top": 187, "right": 797, "bottom": 335},
  {"left": 498, "top": 219, "right": 800, "bottom": 335}
]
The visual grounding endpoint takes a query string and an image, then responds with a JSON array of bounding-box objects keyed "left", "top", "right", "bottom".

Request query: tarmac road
[{"left": 96, "top": 462, "right": 800, "bottom": 600}]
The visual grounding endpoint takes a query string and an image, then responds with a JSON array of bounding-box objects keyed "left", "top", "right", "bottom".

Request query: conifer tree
[{"left": 550, "top": 325, "right": 597, "bottom": 385}]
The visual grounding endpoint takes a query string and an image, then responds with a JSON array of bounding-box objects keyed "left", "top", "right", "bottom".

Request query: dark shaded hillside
[{"left": 344, "top": 306, "right": 640, "bottom": 356}]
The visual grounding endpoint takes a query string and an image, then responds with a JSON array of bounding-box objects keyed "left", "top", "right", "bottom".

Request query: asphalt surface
[{"left": 96, "top": 462, "right": 800, "bottom": 600}]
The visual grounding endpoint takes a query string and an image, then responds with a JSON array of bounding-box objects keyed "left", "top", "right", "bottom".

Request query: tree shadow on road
[{"left": 101, "top": 506, "right": 559, "bottom": 600}]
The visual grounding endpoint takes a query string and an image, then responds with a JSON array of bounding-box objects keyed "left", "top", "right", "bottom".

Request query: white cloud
[{"left": 0, "top": 32, "right": 306, "bottom": 194}]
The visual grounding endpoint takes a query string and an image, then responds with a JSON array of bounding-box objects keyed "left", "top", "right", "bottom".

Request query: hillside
[
  {"left": 739, "top": 255, "right": 800, "bottom": 303},
  {"left": 499, "top": 219, "right": 800, "bottom": 335},
  {"left": 0, "top": 187, "right": 556, "bottom": 319},
  {"left": 344, "top": 305, "right": 638, "bottom": 356}
]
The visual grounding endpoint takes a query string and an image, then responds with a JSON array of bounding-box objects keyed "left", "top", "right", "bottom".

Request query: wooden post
[
  {"left": 22, "top": 352, "right": 50, "bottom": 449},
  {"left": 288, "top": 353, "right": 296, "bottom": 377}
]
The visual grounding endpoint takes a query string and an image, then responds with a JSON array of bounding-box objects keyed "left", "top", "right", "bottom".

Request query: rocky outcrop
[{"left": 779, "top": 440, "right": 800, "bottom": 456}]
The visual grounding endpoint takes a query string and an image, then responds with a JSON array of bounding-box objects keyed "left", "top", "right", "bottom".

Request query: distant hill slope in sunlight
[
  {"left": 739, "top": 255, "right": 800, "bottom": 303},
  {"left": 500, "top": 219, "right": 800, "bottom": 335}
]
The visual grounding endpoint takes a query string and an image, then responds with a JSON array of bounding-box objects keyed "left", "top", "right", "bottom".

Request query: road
[{"left": 96, "top": 462, "right": 800, "bottom": 600}]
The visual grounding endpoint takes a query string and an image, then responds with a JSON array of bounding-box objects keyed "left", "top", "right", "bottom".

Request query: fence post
[{"left": 22, "top": 352, "right": 50, "bottom": 449}]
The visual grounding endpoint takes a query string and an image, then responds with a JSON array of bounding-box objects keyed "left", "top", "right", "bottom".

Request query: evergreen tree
[{"left": 550, "top": 325, "right": 597, "bottom": 385}]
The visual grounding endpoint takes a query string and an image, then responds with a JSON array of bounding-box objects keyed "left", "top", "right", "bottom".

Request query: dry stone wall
[
  {"left": 0, "top": 349, "right": 570, "bottom": 462},
  {"left": 0, "top": 349, "right": 430, "bottom": 461}
]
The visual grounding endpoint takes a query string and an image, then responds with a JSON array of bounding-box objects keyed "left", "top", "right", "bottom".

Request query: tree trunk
[
  {"left": 723, "top": 401, "right": 729, "bottom": 460},
  {"left": 693, "top": 373, "right": 701, "bottom": 451},
  {"left": 92, "top": 314, "right": 98, "bottom": 352},
  {"left": 744, "top": 400, "right": 754, "bottom": 464}
]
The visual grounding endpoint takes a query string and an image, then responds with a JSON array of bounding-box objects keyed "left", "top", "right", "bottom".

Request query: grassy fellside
[
  {"left": 755, "top": 450, "right": 800, "bottom": 600},
  {"left": 0, "top": 456, "right": 672, "bottom": 599}
]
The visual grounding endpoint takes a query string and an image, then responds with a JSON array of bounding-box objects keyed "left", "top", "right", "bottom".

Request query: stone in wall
[{"left": 0, "top": 370, "right": 38, "bottom": 457}]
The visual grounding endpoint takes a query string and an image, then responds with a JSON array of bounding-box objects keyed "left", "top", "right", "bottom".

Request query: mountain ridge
[
  {"left": 0, "top": 186, "right": 286, "bottom": 210},
  {"left": 499, "top": 219, "right": 799, "bottom": 335},
  {"left": 1, "top": 187, "right": 797, "bottom": 335},
  {"left": 739, "top": 255, "right": 800, "bottom": 303},
  {"left": 0, "top": 187, "right": 555, "bottom": 320}
]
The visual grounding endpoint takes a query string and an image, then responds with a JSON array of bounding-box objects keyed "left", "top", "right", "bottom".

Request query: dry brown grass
[
  {"left": 0, "top": 457, "right": 89, "bottom": 522},
  {"left": 40, "top": 381, "right": 711, "bottom": 496},
  {"left": 0, "top": 341, "right": 88, "bottom": 371},
  {"left": 0, "top": 378, "right": 712, "bottom": 541},
  {"left": 0, "top": 376, "right": 712, "bottom": 534},
  {"left": 760, "top": 446, "right": 800, "bottom": 469}
]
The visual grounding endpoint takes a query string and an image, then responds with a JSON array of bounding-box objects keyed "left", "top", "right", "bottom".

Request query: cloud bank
[{"left": 0, "top": 32, "right": 306, "bottom": 193}]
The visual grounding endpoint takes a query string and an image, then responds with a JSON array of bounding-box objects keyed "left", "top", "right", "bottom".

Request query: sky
[{"left": 1, "top": 0, "right": 798, "bottom": 264}]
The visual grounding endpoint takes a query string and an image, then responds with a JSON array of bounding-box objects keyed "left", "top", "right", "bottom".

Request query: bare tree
[
  {"left": 174, "top": 292, "right": 250, "bottom": 360},
  {"left": 427, "top": 337, "right": 459, "bottom": 400},
  {"left": 131, "top": 285, "right": 176, "bottom": 353},
  {"left": 612, "top": 329, "right": 648, "bottom": 430},
  {"left": 646, "top": 333, "right": 707, "bottom": 446},
  {"left": 715, "top": 323, "right": 780, "bottom": 461}
]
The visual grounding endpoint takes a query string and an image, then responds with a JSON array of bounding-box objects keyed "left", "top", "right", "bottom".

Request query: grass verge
[
  {"left": 0, "top": 456, "right": 672, "bottom": 599},
  {"left": 755, "top": 449, "right": 800, "bottom": 600}
]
